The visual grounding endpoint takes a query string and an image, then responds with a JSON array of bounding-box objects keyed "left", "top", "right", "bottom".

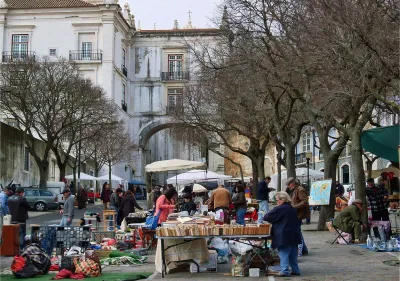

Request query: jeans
[
  {"left": 259, "top": 200, "right": 269, "bottom": 212},
  {"left": 236, "top": 208, "right": 246, "bottom": 225},
  {"left": 298, "top": 219, "right": 308, "bottom": 253},
  {"left": 60, "top": 216, "right": 73, "bottom": 227},
  {"left": 18, "top": 223, "right": 26, "bottom": 250},
  {"left": 277, "top": 245, "right": 300, "bottom": 276}
]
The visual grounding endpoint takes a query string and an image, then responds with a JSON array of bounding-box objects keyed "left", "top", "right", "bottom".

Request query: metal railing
[
  {"left": 122, "top": 65, "right": 128, "bottom": 76},
  {"left": 161, "top": 71, "right": 189, "bottom": 81},
  {"left": 121, "top": 100, "right": 127, "bottom": 112},
  {"left": 2, "top": 51, "right": 36, "bottom": 62},
  {"left": 69, "top": 50, "right": 102, "bottom": 61}
]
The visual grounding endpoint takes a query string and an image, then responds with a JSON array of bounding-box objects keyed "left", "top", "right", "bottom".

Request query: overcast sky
[{"left": 126, "top": 0, "right": 222, "bottom": 30}]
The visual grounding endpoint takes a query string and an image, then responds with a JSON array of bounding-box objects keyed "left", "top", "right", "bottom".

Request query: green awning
[{"left": 361, "top": 125, "right": 400, "bottom": 163}]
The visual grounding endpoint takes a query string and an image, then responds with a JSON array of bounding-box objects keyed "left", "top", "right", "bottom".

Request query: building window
[
  {"left": 122, "top": 84, "right": 126, "bottom": 102},
  {"left": 82, "top": 42, "right": 92, "bottom": 59},
  {"left": 12, "top": 34, "right": 29, "bottom": 59},
  {"left": 122, "top": 49, "right": 126, "bottom": 67},
  {"left": 51, "top": 160, "right": 56, "bottom": 180},
  {"left": 167, "top": 88, "right": 183, "bottom": 114},
  {"left": 342, "top": 164, "right": 350, "bottom": 184},
  {"left": 168, "top": 54, "right": 183, "bottom": 73},
  {"left": 49, "top": 48, "right": 57, "bottom": 56},
  {"left": 24, "top": 147, "right": 30, "bottom": 171},
  {"left": 302, "top": 132, "right": 311, "bottom": 153}
]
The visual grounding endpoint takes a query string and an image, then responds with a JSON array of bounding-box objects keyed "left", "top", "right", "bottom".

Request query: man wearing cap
[
  {"left": 366, "top": 178, "right": 389, "bottom": 221},
  {"left": 60, "top": 188, "right": 74, "bottom": 226},
  {"left": 8, "top": 187, "right": 30, "bottom": 249},
  {"left": 286, "top": 177, "right": 310, "bottom": 255},
  {"left": 333, "top": 199, "right": 366, "bottom": 243}
]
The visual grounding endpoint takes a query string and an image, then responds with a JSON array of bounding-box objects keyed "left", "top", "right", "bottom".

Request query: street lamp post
[{"left": 305, "top": 151, "right": 313, "bottom": 188}]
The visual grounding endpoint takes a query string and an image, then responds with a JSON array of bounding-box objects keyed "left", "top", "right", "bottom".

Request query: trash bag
[
  {"left": 20, "top": 243, "right": 51, "bottom": 275},
  {"left": 11, "top": 256, "right": 40, "bottom": 278}
]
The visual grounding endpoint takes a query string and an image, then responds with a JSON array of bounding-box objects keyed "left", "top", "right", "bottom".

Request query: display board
[{"left": 309, "top": 179, "right": 332, "bottom": 205}]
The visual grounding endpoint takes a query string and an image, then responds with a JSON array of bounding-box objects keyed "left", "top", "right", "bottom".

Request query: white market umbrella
[
  {"left": 65, "top": 172, "right": 97, "bottom": 180},
  {"left": 166, "top": 169, "right": 232, "bottom": 185},
  {"left": 145, "top": 159, "right": 206, "bottom": 173},
  {"left": 193, "top": 183, "right": 208, "bottom": 193},
  {"left": 97, "top": 174, "right": 125, "bottom": 182}
]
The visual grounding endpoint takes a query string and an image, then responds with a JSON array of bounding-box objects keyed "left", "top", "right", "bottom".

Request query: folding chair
[{"left": 326, "top": 219, "right": 351, "bottom": 245}]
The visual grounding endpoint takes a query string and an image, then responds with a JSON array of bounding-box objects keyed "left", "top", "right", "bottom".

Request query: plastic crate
[
  {"left": 30, "top": 225, "right": 91, "bottom": 254},
  {"left": 91, "top": 231, "right": 115, "bottom": 243}
]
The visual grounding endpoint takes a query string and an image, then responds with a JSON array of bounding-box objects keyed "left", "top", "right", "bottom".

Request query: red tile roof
[{"left": 5, "top": 0, "right": 95, "bottom": 9}]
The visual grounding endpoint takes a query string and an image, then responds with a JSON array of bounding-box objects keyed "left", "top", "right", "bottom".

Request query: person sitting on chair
[{"left": 333, "top": 199, "right": 366, "bottom": 244}]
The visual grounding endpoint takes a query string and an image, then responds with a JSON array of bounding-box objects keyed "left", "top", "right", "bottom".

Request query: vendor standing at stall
[
  {"left": 233, "top": 184, "right": 247, "bottom": 225},
  {"left": 264, "top": 191, "right": 301, "bottom": 277},
  {"left": 120, "top": 190, "right": 143, "bottom": 221},
  {"left": 366, "top": 178, "right": 389, "bottom": 221},
  {"left": 155, "top": 188, "right": 177, "bottom": 225},
  {"left": 210, "top": 185, "right": 232, "bottom": 223}
]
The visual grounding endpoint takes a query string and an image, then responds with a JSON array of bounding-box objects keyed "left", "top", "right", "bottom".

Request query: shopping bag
[{"left": 145, "top": 210, "right": 161, "bottom": 230}]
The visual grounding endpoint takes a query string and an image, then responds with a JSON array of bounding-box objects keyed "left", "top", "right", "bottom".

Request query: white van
[{"left": 46, "top": 181, "right": 66, "bottom": 206}]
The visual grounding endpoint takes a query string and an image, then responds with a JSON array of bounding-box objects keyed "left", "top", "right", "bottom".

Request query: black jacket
[
  {"left": 234, "top": 192, "right": 247, "bottom": 210},
  {"left": 257, "top": 181, "right": 272, "bottom": 201},
  {"left": 181, "top": 201, "right": 197, "bottom": 214},
  {"left": 8, "top": 194, "right": 29, "bottom": 223},
  {"left": 120, "top": 194, "right": 143, "bottom": 218}
]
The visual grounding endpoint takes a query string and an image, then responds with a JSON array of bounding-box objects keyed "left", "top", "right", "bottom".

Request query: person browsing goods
[{"left": 60, "top": 188, "right": 74, "bottom": 226}]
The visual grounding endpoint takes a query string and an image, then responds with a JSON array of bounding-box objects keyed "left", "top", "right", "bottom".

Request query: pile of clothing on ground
[{"left": 11, "top": 244, "right": 51, "bottom": 278}]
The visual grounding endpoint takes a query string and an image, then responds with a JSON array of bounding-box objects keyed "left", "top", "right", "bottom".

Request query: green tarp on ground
[
  {"left": 0, "top": 272, "right": 152, "bottom": 281},
  {"left": 361, "top": 125, "right": 400, "bottom": 163}
]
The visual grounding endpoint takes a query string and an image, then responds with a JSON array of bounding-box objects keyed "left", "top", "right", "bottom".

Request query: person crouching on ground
[
  {"left": 181, "top": 193, "right": 197, "bottom": 215},
  {"left": 264, "top": 191, "right": 301, "bottom": 277},
  {"left": 333, "top": 199, "right": 366, "bottom": 244},
  {"left": 233, "top": 184, "right": 247, "bottom": 225}
]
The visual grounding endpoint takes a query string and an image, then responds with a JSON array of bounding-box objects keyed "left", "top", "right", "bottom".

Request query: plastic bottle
[{"left": 366, "top": 235, "right": 373, "bottom": 249}]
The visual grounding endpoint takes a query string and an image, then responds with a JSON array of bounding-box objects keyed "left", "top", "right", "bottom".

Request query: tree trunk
[
  {"left": 251, "top": 160, "right": 259, "bottom": 196},
  {"left": 108, "top": 160, "right": 112, "bottom": 189},
  {"left": 285, "top": 145, "right": 296, "bottom": 178},
  {"left": 350, "top": 130, "right": 368, "bottom": 223},
  {"left": 38, "top": 161, "right": 49, "bottom": 188},
  {"left": 317, "top": 155, "right": 338, "bottom": 230},
  {"left": 58, "top": 161, "right": 67, "bottom": 182}
]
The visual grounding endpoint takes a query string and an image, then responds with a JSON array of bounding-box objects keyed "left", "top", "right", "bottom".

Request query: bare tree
[
  {"left": 0, "top": 58, "right": 87, "bottom": 188},
  {"left": 51, "top": 81, "right": 118, "bottom": 181},
  {"left": 95, "top": 121, "right": 136, "bottom": 188}
]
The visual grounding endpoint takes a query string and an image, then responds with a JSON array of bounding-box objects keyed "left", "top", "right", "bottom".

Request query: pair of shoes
[
  {"left": 353, "top": 239, "right": 363, "bottom": 244},
  {"left": 302, "top": 250, "right": 309, "bottom": 255},
  {"left": 291, "top": 272, "right": 301, "bottom": 276}
]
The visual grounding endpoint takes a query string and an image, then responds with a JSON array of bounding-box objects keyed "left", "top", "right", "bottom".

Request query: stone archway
[{"left": 138, "top": 120, "right": 177, "bottom": 149}]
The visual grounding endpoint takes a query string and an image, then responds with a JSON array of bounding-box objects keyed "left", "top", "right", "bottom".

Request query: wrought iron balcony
[
  {"left": 121, "top": 100, "right": 127, "bottom": 112},
  {"left": 295, "top": 152, "right": 306, "bottom": 165},
  {"left": 69, "top": 50, "right": 102, "bottom": 61},
  {"left": 122, "top": 65, "right": 128, "bottom": 77},
  {"left": 161, "top": 71, "right": 189, "bottom": 81},
  {"left": 2, "top": 51, "right": 36, "bottom": 62},
  {"left": 166, "top": 106, "right": 183, "bottom": 115}
]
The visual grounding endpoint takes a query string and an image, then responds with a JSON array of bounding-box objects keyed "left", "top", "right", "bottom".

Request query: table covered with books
[{"left": 154, "top": 215, "right": 271, "bottom": 278}]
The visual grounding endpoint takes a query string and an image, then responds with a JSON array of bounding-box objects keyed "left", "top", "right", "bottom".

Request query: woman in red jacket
[{"left": 155, "top": 188, "right": 177, "bottom": 225}]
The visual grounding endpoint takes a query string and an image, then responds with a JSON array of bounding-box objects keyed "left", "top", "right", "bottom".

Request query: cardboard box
[{"left": 190, "top": 250, "right": 218, "bottom": 273}]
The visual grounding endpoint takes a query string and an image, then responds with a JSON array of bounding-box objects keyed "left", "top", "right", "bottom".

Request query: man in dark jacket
[
  {"left": 257, "top": 177, "right": 274, "bottom": 212},
  {"left": 120, "top": 190, "right": 143, "bottom": 220},
  {"left": 8, "top": 187, "right": 30, "bottom": 249},
  {"left": 101, "top": 183, "right": 112, "bottom": 210},
  {"left": 366, "top": 178, "right": 389, "bottom": 221},
  {"left": 264, "top": 191, "right": 301, "bottom": 277}
]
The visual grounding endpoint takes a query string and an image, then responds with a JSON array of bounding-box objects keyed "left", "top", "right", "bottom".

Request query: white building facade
[{"left": 0, "top": 0, "right": 224, "bottom": 186}]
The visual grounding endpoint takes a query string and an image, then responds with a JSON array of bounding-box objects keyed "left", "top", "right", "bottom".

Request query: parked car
[{"left": 24, "top": 188, "right": 59, "bottom": 211}]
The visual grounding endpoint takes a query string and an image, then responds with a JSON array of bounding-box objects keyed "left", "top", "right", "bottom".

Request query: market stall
[
  {"left": 166, "top": 169, "right": 232, "bottom": 185},
  {"left": 154, "top": 216, "right": 271, "bottom": 278}
]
